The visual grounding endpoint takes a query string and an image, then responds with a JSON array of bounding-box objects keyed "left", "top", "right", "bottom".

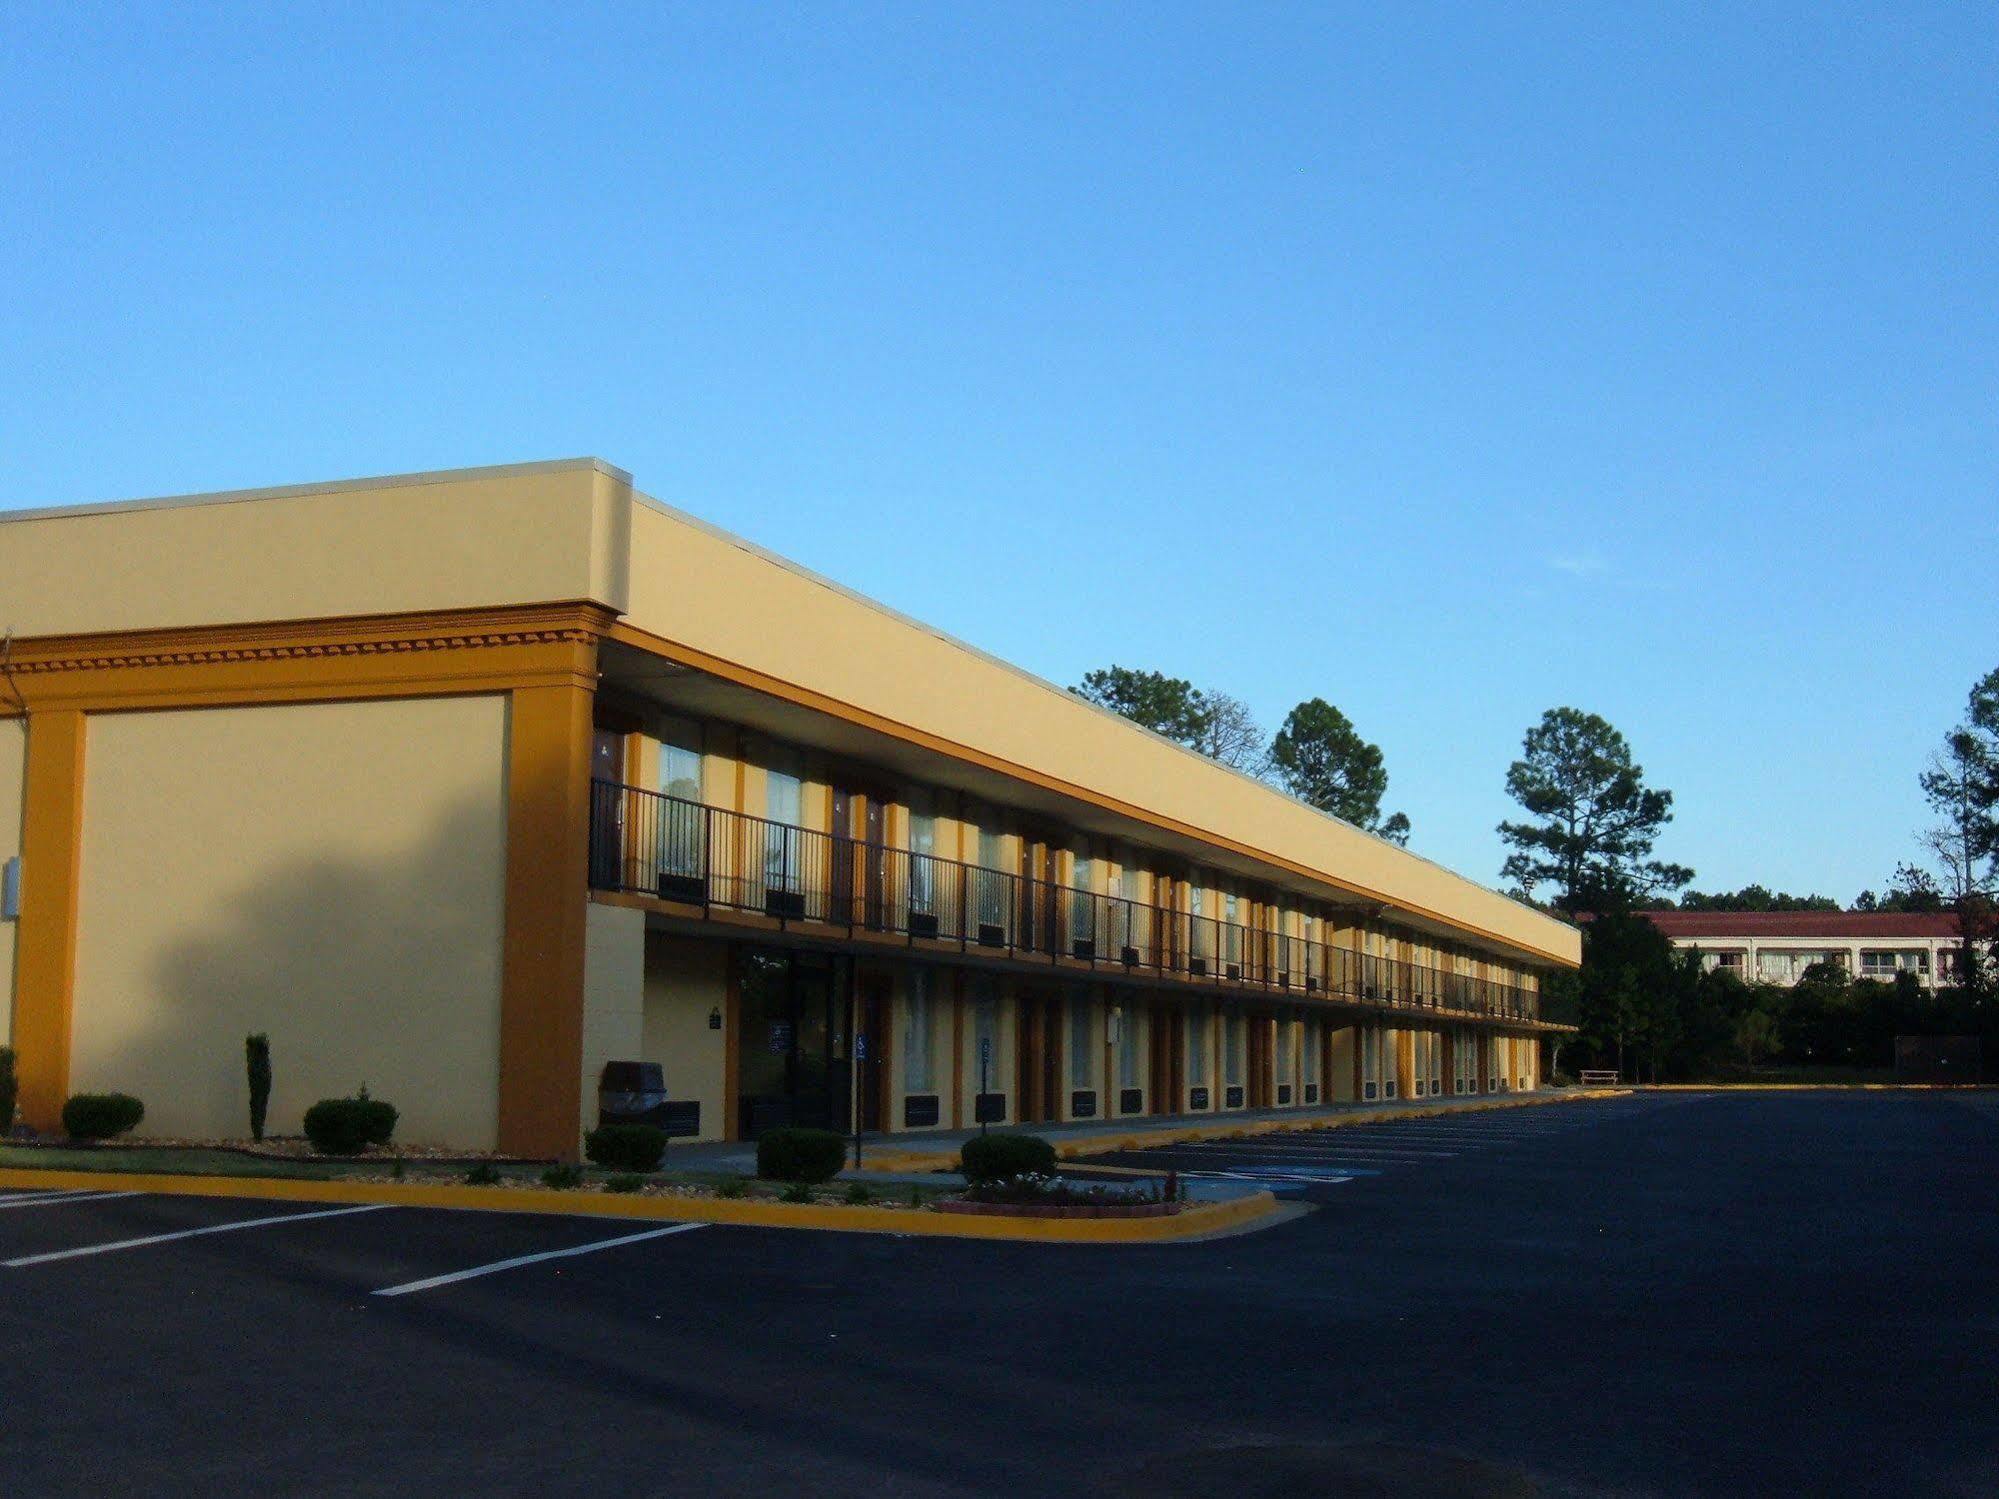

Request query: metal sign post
[{"left": 978, "top": 1035, "right": 992, "bottom": 1137}]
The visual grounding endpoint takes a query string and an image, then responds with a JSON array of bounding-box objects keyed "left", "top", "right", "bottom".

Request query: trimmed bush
[
  {"left": 603, "top": 1173, "right": 646, "bottom": 1194},
  {"left": 353, "top": 1086, "right": 398, "bottom": 1146},
  {"left": 244, "top": 1034, "right": 272, "bottom": 1142},
  {"left": 62, "top": 1092, "right": 145, "bottom": 1140},
  {"left": 584, "top": 1123, "right": 667, "bottom": 1173},
  {"left": 958, "top": 1131, "right": 1056, "bottom": 1184},
  {"left": 778, "top": 1180, "right": 813, "bottom": 1203},
  {"left": 0, "top": 1046, "right": 16, "bottom": 1135},
  {"left": 464, "top": 1162, "right": 501, "bottom": 1186},
  {"left": 755, "top": 1126, "right": 846, "bottom": 1184},
  {"left": 542, "top": 1163, "right": 583, "bottom": 1190},
  {"left": 303, "top": 1097, "right": 378, "bottom": 1155}
]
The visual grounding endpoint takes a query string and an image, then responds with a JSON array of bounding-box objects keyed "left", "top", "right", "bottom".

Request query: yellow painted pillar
[
  {"left": 12, "top": 710, "right": 87, "bottom": 1133},
  {"left": 497, "top": 684, "right": 595, "bottom": 1159}
]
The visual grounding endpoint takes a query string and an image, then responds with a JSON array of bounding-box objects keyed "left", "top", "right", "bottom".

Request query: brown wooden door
[{"left": 855, "top": 972, "right": 891, "bottom": 1133}]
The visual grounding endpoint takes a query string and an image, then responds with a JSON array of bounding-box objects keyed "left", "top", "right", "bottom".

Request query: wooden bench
[{"left": 1578, "top": 1069, "right": 1621, "bottom": 1086}]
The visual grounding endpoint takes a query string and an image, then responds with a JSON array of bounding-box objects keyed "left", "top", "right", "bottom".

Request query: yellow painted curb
[
  {"left": 859, "top": 1089, "right": 1632, "bottom": 1173},
  {"left": 0, "top": 1166, "right": 1279, "bottom": 1246}
]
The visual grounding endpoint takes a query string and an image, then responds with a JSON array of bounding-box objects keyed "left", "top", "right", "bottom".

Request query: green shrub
[
  {"left": 958, "top": 1131, "right": 1056, "bottom": 1184},
  {"left": 583, "top": 1123, "right": 666, "bottom": 1173},
  {"left": 907, "top": 1185, "right": 925, "bottom": 1208},
  {"left": 244, "top": 1033, "right": 272, "bottom": 1142},
  {"left": 541, "top": 1163, "right": 583, "bottom": 1190},
  {"left": 715, "top": 1176, "right": 747, "bottom": 1199},
  {"left": 0, "top": 1046, "right": 17, "bottom": 1135},
  {"left": 302, "top": 1098, "right": 374, "bottom": 1155},
  {"left": 62, "top": 1092, "right": 145, "bottom": 1140},
  {"left": 464, "top": 1162, "right": 501, "bottom": 1186},
  {"left": 603, "top": 1173, "right": 646, "bottom": 1194},
  {"left": 779, "top": 1180, "right": 813, "bottom": 1203},
  {"left": 842, "top": 1181, "right": 872, "bottom": 1205},
  {"left": 755, "top": 1126, "right": 846, "bottom": 1183},
  {"left": 353, "top": 1085, "right": 398, "bottom": 1146}
]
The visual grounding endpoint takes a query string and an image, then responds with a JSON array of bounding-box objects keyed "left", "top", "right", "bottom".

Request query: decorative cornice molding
[{"left": 3, "top": 601, "right": 616, "bottom": 678}]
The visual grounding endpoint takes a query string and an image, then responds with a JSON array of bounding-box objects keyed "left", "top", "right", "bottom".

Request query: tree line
[{"left": 1074, "top": 657, "right": 1999, "bottom": 1081}]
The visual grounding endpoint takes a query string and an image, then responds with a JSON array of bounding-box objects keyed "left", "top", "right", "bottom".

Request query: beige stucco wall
[
  {"left": 0, "top": 717, "right": 23, "bottom": 1047},
  {"left": 641, "top": 933, "right": 728, "bottom": 1145},
  {"left": 68, "top": 695, "right": 509, "bottom": 1145},
  {"left": 581, "top": 902, "right": 646, "bottom": 1141},
  {"left": 0, "top": 461, "right": 632, "bottom": 638},
  {"left": 622, "top": 496, "right": 1576, "bottom": 968}
]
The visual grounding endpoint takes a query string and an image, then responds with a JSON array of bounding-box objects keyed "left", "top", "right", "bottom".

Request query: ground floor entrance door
[
  {"left": 736, "top": 949, "right": 852, "bottom": 1138},
  {"left": 855, "top": 971, "right": 891, "bottom": 1133},
  {"left": 1014, "top": 991, "right": 1064, "bottom": 1123},
  {"left": 1148, "top": 1006, "right": 1184, "bottom": 1115}
]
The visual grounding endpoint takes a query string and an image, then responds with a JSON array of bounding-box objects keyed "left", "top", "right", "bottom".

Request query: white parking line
[
  {"left": 372, "top": 1221, "right": 708, "bottom": 1298},
  {"left": 1185, "top": 1142, "right": 1457, "bottom": 1159},
  {"left": 2, "top": 1202, "right": 393, "bottom": 1267},
  {"left": 0, "top": 1190, "right": 143, "bottom": 1211}
]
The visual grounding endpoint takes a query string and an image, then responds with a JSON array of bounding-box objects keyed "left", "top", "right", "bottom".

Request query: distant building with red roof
[{"left": 1637, "top": 909, "right": 1963, "bottom": 987}]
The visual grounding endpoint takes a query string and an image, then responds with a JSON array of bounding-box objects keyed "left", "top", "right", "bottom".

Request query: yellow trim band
[{"left": 0, "top": 1167, "right": 1278, "bottom": 1245}]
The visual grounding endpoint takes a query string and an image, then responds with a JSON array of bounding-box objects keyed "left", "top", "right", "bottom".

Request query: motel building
[
  {"left": 1638, "top": 910, "right": 1966, "bottom": 988},
  {"left": 0, "top": 461, "right": 1579, "bottom": 1158}
]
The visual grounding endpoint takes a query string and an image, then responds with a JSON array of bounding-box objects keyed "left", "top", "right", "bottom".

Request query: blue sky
[{"left": 4, "top": 4, "right": 1994, "bottom": 903}]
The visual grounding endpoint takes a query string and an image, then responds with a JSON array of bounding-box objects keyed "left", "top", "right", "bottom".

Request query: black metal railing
[{"left": 589, "top": 780, "right": 1538, "bottom": 1022}]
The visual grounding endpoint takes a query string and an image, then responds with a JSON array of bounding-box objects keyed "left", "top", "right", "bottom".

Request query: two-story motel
[{"left": 0, "top": 461, "right": 1579, "bottom": 1157}]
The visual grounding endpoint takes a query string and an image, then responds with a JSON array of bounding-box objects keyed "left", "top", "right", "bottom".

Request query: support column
[
  {"left": 497, "top": 683, "right": 595, "bottom": 1158},
  {"left": 13, "top": 710, "right": 87, "bottom": 1133}
]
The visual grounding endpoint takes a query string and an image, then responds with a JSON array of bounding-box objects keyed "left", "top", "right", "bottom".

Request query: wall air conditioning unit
[
  {"left": 1188, "top": 955, "right": 1208, "bottom": 976},
  {"left": 1277, "top": 1084, "right": 1292, "bottom": 1105},
  {"left": 1120, "top": 945, "right": 1141, "bottom": 967},
  {"left": 1225, "top": 1085, "right": 1246, "bottom": 1108},
  {"left": 1189, "top": 1086, "right": 1210, "bottom": 1111},
  {"left": 1304, "top": 976, "right": 1320, "bottom": 994},
  {"left": 656, "top": 871, "right": 706, "bottom": 904},
  {"left": 1304, "top": 1084, "right": 1319, "bottom": 1104},
  {"left": 1071, "top": 937, "right": 1096, "bottom": 960},
  {"left": 977, "top": 922, "right": 1006, "bottom": 947},
  {"left": 908, "top": 911, "right": 940, "bottom": 939},
  {"left": 1070, "top": 1089, "right": 1098, "bottom": 1118},
  {"left": 1226, "top": 963, "right": 1242, "bottom": 982},
  {"left": 765, "top": 888, "right": 806, "bottom": 920}
]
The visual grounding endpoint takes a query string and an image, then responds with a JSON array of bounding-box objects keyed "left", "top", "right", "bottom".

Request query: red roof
[{"left": 1638, "top": 910, "right": 1960, "bottom": 940}]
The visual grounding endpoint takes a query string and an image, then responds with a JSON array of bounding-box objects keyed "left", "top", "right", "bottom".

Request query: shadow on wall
[{"left": 78, "top": 796, "right": 512, "bottom": 1147}]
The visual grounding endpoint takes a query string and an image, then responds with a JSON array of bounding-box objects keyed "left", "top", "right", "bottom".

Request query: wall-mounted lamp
[
  {"left": 708, "top": 1005, "right": 722, "bottom": 1031},
  {"left": 1, "top": 856, "right": 18, "bottom": 920}
]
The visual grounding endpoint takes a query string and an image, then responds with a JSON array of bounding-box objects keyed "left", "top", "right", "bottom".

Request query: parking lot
[
  {"left": 2, "top": 1090, "right": 1997, "bottom": 1497},
  {"left": 1074, "top": 1095, "right": 1664, "bottom": 1201}
]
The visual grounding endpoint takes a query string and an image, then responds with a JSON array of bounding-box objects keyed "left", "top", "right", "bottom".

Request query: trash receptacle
[{"left": 598, "top": 1060, "right": 668, "bottom": 1127}]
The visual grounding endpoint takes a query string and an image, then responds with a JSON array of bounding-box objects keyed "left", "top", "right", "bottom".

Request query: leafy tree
[
  {"left": 1189, "top": 691, "right": 1267, "bottom": 772},
  {"left": 1268, "top": 698, "right": 1410, "bottom": 840},
  {"left": 1912, "top": 668, "right": 1999, "bottom": 991},
  {"left": 1734, "top": 1007, "right": 1780, "bottom": 1067},
  {"left": 1497, "top": 707, "right": 1692, "bottom": 914},
  {"left": 1072, "top": 666, "right": 1209, "bottom": 746},
  {"left": 1678, "top": 885, "right": 1839, "bottom": 913}
]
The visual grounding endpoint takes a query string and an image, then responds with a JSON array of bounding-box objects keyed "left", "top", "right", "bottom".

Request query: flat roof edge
[{"left": 0, "top": 457, "right": 630, "bottom": 525}]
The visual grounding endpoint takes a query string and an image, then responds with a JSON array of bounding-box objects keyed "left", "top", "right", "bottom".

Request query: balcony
[{"left": 588, "top": 780, "right": 1539, "bottom": 1024}]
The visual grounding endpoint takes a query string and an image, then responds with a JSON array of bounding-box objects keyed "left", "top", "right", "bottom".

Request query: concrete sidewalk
[{"left": 667, "top": 1087, "right": 1596, "bottom": 1179}]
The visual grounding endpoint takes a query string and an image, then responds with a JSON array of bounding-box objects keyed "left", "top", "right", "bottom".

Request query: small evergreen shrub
[
  {"left": 464, "top": 1162, "right": 501, "bottom": 1186},
  {"left": 62, "top": 1092, "right": 145, "bottom": 1140},
  {"left": 907, "top": 1185, "right": 925, "bottom": 1208},
  {"left": 779, "top": 1180, "right": 813, "bottom": 1203},
  {"left": 958, "top": 1131, "right": 1056, "bottom": 1184},
  {"left": 302, "top": 1098, "right": 376, "bottom": 1155},
  {"left": 842, "top": 1181, "right": 872, "bottom": 1205},
  {"left": 353, "top": 1085, "right": 398, "bottom": 1146},
  {"left": 541, "top": 1163, "right": 584, "bottom": 1190},
  {"left": 584, "top": 1123, "right": 667, "bottom": 1173},
  {"left": 715, "top": 1176, "right": 747, "bottom": 1199},
  {"left": 244, "top": 1034, "right": 272, "bottom": 1142},
  {"left": 755, "top": 1127, "right": 845, "bottom": 1183},
  {"left": 604, "top": 1173, "right": 646, "bottom": 1194}
]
